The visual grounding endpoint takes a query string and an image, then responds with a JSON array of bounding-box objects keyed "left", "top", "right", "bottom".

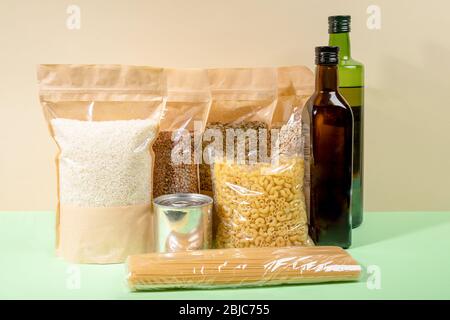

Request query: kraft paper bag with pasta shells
[
  {"left": 152, "top": 68, "right": 211, "bottom": 198},
  {"left": 204, "top": 67, "right": 314, "bottom": 249},
  {"left": 37, "top": 64, "right": 167, "bottom": 264},
  {"left": 200, "top": 67, "right": 278, "bottom": 196}
]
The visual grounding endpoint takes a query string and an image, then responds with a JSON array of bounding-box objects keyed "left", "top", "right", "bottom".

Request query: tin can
[{"left": 153, "top": 193, "right": 213, "bottom": 253}]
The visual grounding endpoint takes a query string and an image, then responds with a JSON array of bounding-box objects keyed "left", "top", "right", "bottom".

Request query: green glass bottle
[{"left": 329, "top": 15, "right": 364, "bottom": 228}]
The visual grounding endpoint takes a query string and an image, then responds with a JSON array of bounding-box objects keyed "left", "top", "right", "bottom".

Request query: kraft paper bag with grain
[{"left": 37, "top": 64, "right": 167, "bottom": 263}]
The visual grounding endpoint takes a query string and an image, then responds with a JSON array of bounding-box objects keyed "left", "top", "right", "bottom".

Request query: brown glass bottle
[{"left": 308, "top": 46, "right": 353, "bottom": 248}]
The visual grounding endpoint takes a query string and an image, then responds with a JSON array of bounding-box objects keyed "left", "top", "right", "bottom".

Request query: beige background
[{"left": 0, "top": 0, "right": 449, "bottom": 211}]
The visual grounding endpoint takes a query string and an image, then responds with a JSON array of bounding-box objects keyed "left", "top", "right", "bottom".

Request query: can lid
[{"left": 154, "top": 193, "right": 213, "bottom": 208}]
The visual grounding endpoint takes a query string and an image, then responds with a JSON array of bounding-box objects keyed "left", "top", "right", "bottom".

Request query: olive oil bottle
[
  {"left": 329, "top": 15, "right": 364, "bottom": 228},
  {"left": 308, "top": 46, "right": 353, "bottom": 248}
]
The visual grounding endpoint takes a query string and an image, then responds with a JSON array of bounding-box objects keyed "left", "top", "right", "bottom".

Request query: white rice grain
[{"left": 51, "top": 118, "right": 157, "bottom": 207}]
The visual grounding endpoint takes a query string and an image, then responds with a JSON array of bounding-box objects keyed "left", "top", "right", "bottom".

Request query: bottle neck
[
  {"left": 329, "top": 32, "right": 351, "bottom": 60},
  {"left": 315, "top": 65, "right": 339, "bottom": 92}
]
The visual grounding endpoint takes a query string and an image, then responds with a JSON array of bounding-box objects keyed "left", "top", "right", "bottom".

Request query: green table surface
[{"left": 0, "top": 211, "right": 449, "bottom": 300}]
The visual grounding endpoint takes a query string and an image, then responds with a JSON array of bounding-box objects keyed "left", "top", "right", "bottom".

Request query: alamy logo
[
  {"left": 169, "top": 121, "right": 287, "bottom": 166},
  {"left": 66, "top": 5, "right": 81, "bottom": 30},
  {"left": 366, "top": 265, "right": 382, "bottom": 290},
  {"left": 66, "top": 265, "right": 81, "bottom": 290},
  {"left": 367, "top": 5, "right": 382, "bottom": 30}
]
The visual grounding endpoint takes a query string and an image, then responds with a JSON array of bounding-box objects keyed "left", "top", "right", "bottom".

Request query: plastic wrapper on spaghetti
[{"left": 126, "top": 246, "right": 361, "bottom": 291}]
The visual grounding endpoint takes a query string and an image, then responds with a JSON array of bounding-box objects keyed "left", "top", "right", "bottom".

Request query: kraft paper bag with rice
[
  {"left": 201, "top": 67, "right": 313, "bottom": 249},
  {"left": 37, "top": 64, "right": 167, "bottom": 264},
  {"left": 152, "top": 68, "right": 211, "bottom": 198}
]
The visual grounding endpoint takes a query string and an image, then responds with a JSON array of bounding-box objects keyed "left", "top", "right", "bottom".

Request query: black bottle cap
[
  {"left": 328, "top": 15, "right": 351, "bottom": 33},
  {"left": 315, "top": 46, "right": 339, "bottom": 65}
]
